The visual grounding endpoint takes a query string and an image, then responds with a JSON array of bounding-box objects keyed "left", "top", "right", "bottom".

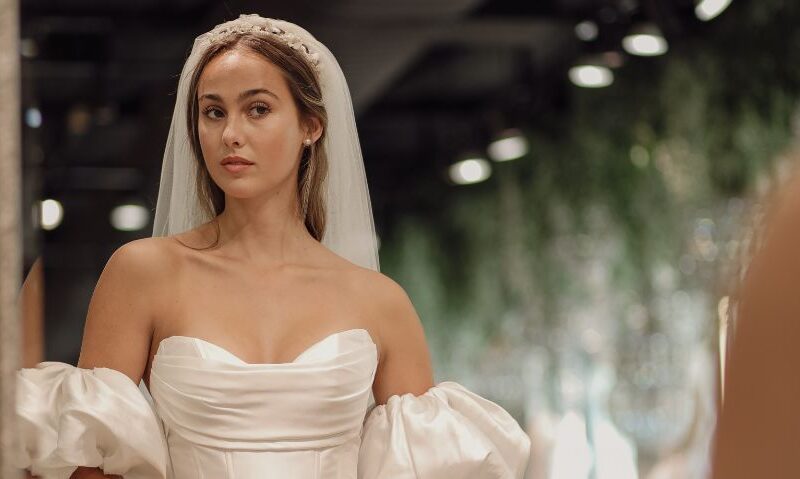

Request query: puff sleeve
[
  {"left": 13, "top": 361, "right": 168, "bottom": 479},
  {"left": 357, "top": 381, "right": 531, "bottom": 479}
]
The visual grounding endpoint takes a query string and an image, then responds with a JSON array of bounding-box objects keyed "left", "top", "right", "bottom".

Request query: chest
[
  {"left": 143, "top": 255, "right": 373, "bottom": 388},
  {"left": 169, "top": 254, "right": 363, "bottom": 325}
]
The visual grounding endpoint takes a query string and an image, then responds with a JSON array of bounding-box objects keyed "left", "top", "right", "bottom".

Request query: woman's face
[{"left": 197, "top": 48, "right": 309, "bottom": 200}]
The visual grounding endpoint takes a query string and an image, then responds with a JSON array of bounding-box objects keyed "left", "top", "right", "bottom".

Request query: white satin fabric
[{"left": 15, "top": 328, "right": 531, "bottom": 478}]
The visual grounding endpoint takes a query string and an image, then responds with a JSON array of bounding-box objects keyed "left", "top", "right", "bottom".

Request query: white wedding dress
[{"left": 15, "top": 328, "right": 530, "bottom": 479}]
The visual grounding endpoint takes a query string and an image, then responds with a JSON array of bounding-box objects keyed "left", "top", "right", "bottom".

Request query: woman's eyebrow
[{"left": 199, "top": 88, "right": 279, "bottom": 102}]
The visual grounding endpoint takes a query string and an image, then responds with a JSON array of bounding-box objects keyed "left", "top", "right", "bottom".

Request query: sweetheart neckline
[{"left": 154, "top": 328, "right": 376, "bottom": 366}]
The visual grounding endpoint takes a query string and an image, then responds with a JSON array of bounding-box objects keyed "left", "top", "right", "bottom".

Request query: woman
[{"left": 15, "top": 14, "right": 531, "bottom": 479}]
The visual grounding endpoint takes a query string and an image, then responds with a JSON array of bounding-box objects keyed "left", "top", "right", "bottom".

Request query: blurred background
[{"left": 17, "top": 0, "right": 800, "bottom": 477}]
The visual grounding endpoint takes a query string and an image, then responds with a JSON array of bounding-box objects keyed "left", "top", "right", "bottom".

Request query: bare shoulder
[
  {"left": 349, "top": 267, "right": 410, "bottom": 306},
  {"left": 109, "top": 236, "right": 178, "bottom": 271},
  {"left": 76, "top": 236, "right": 177, "bottom": 382},
  {"left": 343, "top": 267, "right": 416, "bottom": 329},
  {"left": 343, "top": 266, "right": 435, "bottom": 403},
  {"left": 102, "top": 237, "right": 184, "bottom": 293}
]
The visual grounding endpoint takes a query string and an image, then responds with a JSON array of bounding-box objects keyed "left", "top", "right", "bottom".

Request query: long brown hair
[{"left": 184, "top": 32, "right": 329, "bottom": 248}]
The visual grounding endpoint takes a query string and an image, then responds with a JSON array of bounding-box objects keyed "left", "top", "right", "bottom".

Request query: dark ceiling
[{"left": 21, "top": 0, "right": 706, "bottom": 237}]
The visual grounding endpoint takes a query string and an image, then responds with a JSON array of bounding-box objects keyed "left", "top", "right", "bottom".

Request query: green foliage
[{"left": 381, "top": 0, "right": 800, "bottom": 376}]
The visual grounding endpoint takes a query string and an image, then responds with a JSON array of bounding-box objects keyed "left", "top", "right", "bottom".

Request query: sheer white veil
[{"left": 152, "top": 14, "right": 380, "bottom": 272}]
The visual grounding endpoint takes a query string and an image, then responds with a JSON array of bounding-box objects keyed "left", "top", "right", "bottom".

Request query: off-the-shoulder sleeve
[
  {"left": 13, "top": 361, "right": 168, "bottom": 479},
  {"left": 358, "top": 381, "right": 531, "bottom": 479}
]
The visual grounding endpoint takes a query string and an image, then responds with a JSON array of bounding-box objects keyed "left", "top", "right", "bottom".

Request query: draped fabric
[
  {"left": 14, "top": 362, "right": 167, "bottom": 479},
  {"left": 358, "top": 381, "right": 531, "bottom": 478},
  {"left": 15, "top": 328, "right": 530, "bottom": 479}
]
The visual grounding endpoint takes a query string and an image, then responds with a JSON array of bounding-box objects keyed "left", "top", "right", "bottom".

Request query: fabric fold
[
  {"left": 150, "top": 331, "right": 378, "bottom": 451},
  {"left": 14, "top": 361, "right": 168, "bottom": 479},
  {"left": 357, "top": 381, "right": 531, "bottom": 479}
]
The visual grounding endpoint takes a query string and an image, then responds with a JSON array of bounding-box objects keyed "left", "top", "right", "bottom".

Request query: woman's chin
[
  {"left": 217, "top": 183, "right": 274, "bottom": 200},
  {"left": 222, "top": 189, "right": 259, "bottom": 200}
]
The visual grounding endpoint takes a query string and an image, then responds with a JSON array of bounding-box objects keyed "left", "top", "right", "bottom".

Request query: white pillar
[{"left": 0, "top": 0, "right": 23, "bottom": 477}]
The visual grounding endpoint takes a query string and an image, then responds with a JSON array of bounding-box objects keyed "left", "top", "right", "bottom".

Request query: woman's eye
[
  {"left": 249, "top": 104, "right": 270, "bottom": 117},
  {"left": 203, "top": 107, "right": 223, "bottom": 120}
]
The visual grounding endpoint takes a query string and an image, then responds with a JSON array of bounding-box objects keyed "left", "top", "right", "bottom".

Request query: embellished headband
[{"left": 201, "top": 15, "right": 322, "bottom": 73}]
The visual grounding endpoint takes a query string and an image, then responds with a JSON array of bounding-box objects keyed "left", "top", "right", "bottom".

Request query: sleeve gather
[
  {"left": 358, "top": 381, "right": 531, "bottom": 479},
  {"left": 14, "top": 361, "right": 168, "bottom": 479}
]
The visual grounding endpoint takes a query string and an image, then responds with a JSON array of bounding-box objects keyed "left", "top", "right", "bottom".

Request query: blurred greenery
[{"left": 379, "top": 0, "right": 800, "bottom": 415}]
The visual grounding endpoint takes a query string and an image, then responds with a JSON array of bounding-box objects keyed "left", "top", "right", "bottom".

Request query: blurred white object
[
  {"left": 39, "top": 198, "right": 62, "bottom": 231},
  {"left": 488, "top": 130, "right": 529, "bottom": 162},
  {"left": 569, "top": 65, "right": 614, "bottom": 88},
  {"left": 111, "top": 204, "right": 150, "bottom": 231},
  {"left": 695, "top": 0, "right": 733, "bottom": 21},
  {"left": 449, "top": 157, "right": 492, "bottom": 185},
  {"left": 623, "top": 25, "right": 669, "bottom": 57}
]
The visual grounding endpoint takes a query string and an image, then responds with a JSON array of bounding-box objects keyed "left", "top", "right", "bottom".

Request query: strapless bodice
[{"left": 149, "top": 328, "right": 378, "bottom": 478}]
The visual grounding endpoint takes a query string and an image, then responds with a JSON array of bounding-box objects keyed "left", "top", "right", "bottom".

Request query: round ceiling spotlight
[
  {"left": 695, "top": 0, "right": 733, "bottom": 21},
  {"left": 622, "top": 24, "right": 669, "bottom": 57},
  {"left": 449, "top": 157, "right": 492, "bottom": 185},
  {"left": 575, "top": 20, "right": 599, "bottom": 41},
  {"left": 40, "top": 199, "right": 63, "bottom": 231},
  {"left": 569, "top": 64, "right": 614, "bottom": 88},
  {"left": 25, "top": 108, "right": 42, "bottom": 128},
  {"left": 110, "top": 203, "right": 151, "bottom": 231},
  {"left": 488, "top": 129, "right": 529, "bottom": 162}
]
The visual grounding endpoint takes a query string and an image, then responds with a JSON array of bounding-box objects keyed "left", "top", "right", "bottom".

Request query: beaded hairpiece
[{"left": 202, "top": 14, "right": 322, "bottom": 73}]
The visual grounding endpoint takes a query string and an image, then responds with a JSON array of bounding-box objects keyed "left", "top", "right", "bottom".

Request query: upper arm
[
  {"left": 76, "top": 238, "right": 169, "bottom": 385},
  {"left": 18, "top": 257, "right": 44, "bottom": 367},
  {"left": 368, "top": 273, "right": 435, "bottom": 405}
]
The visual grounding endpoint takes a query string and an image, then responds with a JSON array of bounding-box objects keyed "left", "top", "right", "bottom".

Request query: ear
[{"left": 304, "top": 116, "right": 323, "bottom": 144}]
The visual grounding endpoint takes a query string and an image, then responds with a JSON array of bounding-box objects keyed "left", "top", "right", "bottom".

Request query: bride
[{"left": 15, "top": 14, "right": 530, "bottom": 479}]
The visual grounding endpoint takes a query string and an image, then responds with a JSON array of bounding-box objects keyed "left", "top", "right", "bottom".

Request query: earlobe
[{"left": 306, "top": 117, "right": 323, "bottom": 144}]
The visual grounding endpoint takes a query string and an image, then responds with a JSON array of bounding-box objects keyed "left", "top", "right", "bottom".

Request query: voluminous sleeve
[
  {"left": 13, "top": 361, "right": 168, "bottom": 479},
  {"left": 358, "top": 381, "right": 531, "bottom": 478}
]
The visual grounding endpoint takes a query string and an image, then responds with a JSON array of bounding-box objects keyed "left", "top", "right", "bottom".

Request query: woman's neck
[{"left": 213, "top": 197, "right": 316, "bottom": 268}]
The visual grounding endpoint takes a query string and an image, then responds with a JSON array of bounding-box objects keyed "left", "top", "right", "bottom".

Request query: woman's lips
[
  {"left": 221, "top": 156, "right": 254, "bottom": 173},
  {"left": 222, "top": 163, "right": 252, "bottom": 173}
]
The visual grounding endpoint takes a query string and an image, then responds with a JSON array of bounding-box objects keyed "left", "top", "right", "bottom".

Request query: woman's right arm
[
  {"left": 75, "top": 238, "right": 169, "bottom": 383},
  {"left": 20, "top": 238, "right": 172, "bottom": 478},
  {"left": 70, "top": 239, "right": 170, "bottom": 477}
]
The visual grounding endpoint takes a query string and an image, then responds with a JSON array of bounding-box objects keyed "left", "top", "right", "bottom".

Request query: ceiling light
[
  {"left": 449, "top": 157, "right": 492, "bottom": 185},
  {"left": 40, "top": 199, "right": 63, "bottom": 231},
  {"left": 488, "top": 129, "right": 529, "bottom": 162},
  {"left": 110, "top": 204, "right": 150, "bottom": 231},
  {"left": 623, "top": 25, "right": 668, "bottom": 56},
  {"left": 696, "top": 0, "right": 733, "bottom": 21},
  {"left": 575, "top": 21, "right": 598, "bottom": 41},
  {"left": 25, "top": 108, "right": 42, "bottom": 128},
  {"left": 569, "top": 65, "right": 614, "bottom": 88}
]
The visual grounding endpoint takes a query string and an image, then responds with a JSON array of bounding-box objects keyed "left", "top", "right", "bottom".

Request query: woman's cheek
[
  {"left": 198, "top": 126, "right": 216, "bottom": 166},
  {"left": 198, "top": 122, "right": 211, "bottom": 149}
]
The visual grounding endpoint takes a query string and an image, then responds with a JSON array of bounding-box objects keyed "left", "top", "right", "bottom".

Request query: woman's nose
[{"left": 221, "top": 118, "right": 244, "bottom": 148}]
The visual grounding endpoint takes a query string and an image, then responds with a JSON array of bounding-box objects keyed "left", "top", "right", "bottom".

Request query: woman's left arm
[
  {"left": 357, "top": 273, "right": 531, "bottom": 479},
  {"left": 367, "top": 274, "right": 435, "bottom": 405}
]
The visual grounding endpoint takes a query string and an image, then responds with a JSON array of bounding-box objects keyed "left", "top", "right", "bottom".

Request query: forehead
[{"left": 198, "top": 48, "right": 288, "bottom": 97}]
